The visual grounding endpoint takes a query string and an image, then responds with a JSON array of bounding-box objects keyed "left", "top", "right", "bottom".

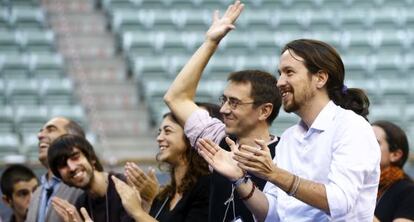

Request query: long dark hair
[
  {"left": 282, "top": 39, "right": 370, "bottom": 119},
  {"left": 156, "top": 113, "right": 210, "bottom": 201},
  {"left": 372, "top": 120, "right": 409, "bottom": 168}
]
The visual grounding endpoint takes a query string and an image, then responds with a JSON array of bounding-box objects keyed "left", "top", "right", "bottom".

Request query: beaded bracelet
[{"left": 240, "top": 181, "right": 256, "bottom": 201}]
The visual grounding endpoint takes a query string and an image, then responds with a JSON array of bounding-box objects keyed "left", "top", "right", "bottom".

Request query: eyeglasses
[{"left": 219, "top": 95, "right": 255, "bottom": 110}]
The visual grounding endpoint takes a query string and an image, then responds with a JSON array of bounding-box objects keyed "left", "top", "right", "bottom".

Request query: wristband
[
  {"left": 232, "top": 175, "right": 249, "bottom": 187},
  {"left": 240, "top": 181, "right": 256, "bottom": 201}
]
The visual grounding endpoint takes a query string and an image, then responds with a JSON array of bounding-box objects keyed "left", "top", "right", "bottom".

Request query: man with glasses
[{"left": 163, "top": 1, "right": 281, "bottom": 221}]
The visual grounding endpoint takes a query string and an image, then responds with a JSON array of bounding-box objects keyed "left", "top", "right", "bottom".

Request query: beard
[{"left": 66, "top": 168, "right": 94, "bottom": 190}]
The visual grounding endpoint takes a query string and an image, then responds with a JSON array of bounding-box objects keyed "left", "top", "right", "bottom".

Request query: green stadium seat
[
  {"left": 49, "top": 105, "right": 88, "bottom": 129},
  {"left": 205, "top": 56, "right": 236, "bottom": 80},
  {"left": 222, "top": 32, "right": 251, "bottom": 54},
  {"left": 181, "top": 10, "right": 210, "bottom": 31},
  {"left": 102, "top": 0, "right": 136, "bottom": 13},
  {"left": 10, "top": 7, "right": 46, "bottom": 30},
  {"left": 341, "top": 31, "right": 373, "bottom": 54},
  {"left": 15, "top": 105, "right": 48, "bottom": 134},
  {"left": 29, "top": 53, "right": 64, "bottom": 79},
  {"left": 0, "top": 79, "right": 5, "bottom": 104},
  {"left": 20, "top": 132, "right": 38, "bottom": 158},
  {"left": 0, "top": 105, "right": 15, "bottom": 133},
  {"left": 6, "top": 79, "right": 39, "bottom": 105},
  {"left": 342, "top": 54, "right": 369, "bottom": 80},
  {"left": 0, "top": 31, "right": 21, "bottom": 54},
  {"left": 131, "top": 56, "right": 169, "bottom": 82},
  {"left": 40, "top": 78, "right": 74, "bottom": 106},
  {"left": 370, "top": 103, "right": 404, "bottom": 125},
  {"left": 0, "top": 55, "right": 30, "bottom": 80},
  {"left": 0, "top": 8, "right": 10, "bottom": 30},
  {"left": 378, "top": 78, "right": 409, "bottom": 104},
  {"left": 141, "top": 78, "right": 171, "bottom": 101},
  {"left": 0, "top": 133, "right": 20, "bottom": 155},
  {"left": 338, "top": 9, "right": 369, "bottom": 31},
  {"left": 157, "top": 32, "right": 188, "bottom": 55},
  {"left": 111, "top": 10, "right": 142, "bottom": 35},
  {"left": 122, "top": 31, "right": 156, "bottom": 56},
  {"left": 19, "top": 30, "right": 55, "bottom": 53}
]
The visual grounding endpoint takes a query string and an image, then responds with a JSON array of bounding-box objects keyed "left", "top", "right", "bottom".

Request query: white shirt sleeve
[{"left": 325, "top": 119, "right": 380, "bottom": 219}]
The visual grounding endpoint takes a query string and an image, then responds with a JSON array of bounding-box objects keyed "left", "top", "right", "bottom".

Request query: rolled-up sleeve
[
  {"left": 263, "top": 182, "right": 280, "bottom": 222},
  {"left": 325, "top": 121, "right": 380, "bottom": 219},
  {"left": 184, "top": 109, "right": 226, "bottom": 148}
]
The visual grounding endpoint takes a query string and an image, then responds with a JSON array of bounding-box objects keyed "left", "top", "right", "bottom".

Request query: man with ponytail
[{"left": 198, "top": 39, "right": 381, "bottom": 221}]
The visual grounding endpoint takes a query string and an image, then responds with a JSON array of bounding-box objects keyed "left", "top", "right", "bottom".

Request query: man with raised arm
[
  {"left": 198, "top": 38, "right": 381, "bottom": 221},
  {"left": 163, "top": 1, "right": 282, "bottom": 221}
]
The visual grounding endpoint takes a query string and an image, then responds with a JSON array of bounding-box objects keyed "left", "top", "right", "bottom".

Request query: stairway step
[
  {"left": 58, "top": 35, "right": 116, "bottom": 59},
  {"left": 49, "top": 13, "right": 107, "bottom": 34},
  {"left": 42, "top": 0, "right": 95, "bottom": 13},
  {"left": 67, "top": 58, "right": 127, "bottom": 82}
]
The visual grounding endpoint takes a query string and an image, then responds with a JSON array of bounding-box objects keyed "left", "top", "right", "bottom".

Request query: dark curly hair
[{"left": 156, "top": 112, "right": 210, "bottom": 201}]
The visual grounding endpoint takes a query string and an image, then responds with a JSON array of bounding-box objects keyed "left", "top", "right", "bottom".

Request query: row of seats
[
  {"left": 103, "top": 0, "right": 414, "bottom": 12},
  {"left": 120, "top": 30, "right": 414, "bottom": 58},
  {"left": 0, "top": 130, "right": 95, "bottom": 159},
  {"left": 0, "top": 7, "right": 46, "bottom": 30},
  {"left": 0, "top": 78, "right": 74, "bottom": 106},
  {"left": 130, "top": 53, "right": 414, "bottom": 82},
  {"left": 0, "top": 30, "right": 56, "bottom": 54},
  {"left": 0, "top": 104, "right": 87, "bottom": 134},
  {"left": 0, "top": 53, "right": 64, "bottom": 79},
  {"left": 110, "top": 7, "right": 414, "bottom": 33}
]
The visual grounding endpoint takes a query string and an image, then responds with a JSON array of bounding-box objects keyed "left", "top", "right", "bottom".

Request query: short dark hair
[
  {"left": 227, "top": 70, "right": 281, "bottom": 125},
  {"left": 196, "top": 102, "right": 223, "bottom": 121},
  {"left": 1, "top": 164, "right": 38, "bottom": 198},
  {"left": 282, "top": 39, "right": 370, "bottom": 119},
  {"left": 48, "top": 134, "right": 103, "bottom": 179},
  {"left": 372, "top": 120, "right": 409, "bottom": 168},
  {"left": 64, "top": 119, "right": 86, "bottom": 138}
]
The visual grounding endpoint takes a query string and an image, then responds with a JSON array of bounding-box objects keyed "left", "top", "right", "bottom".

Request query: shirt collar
[
  {"left": 309, "top": 101, "right": 337, "bottom": 132},
  {"left": 297, "top": 101, "right": 337, "bottom": 138},
  {"left": 40, "top": 173, "right": 61, "bottom": 189}
]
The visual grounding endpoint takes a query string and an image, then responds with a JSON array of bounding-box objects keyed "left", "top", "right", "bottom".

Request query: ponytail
[{"left": 329, "top": 87, "right": 370, "bottom": 120}]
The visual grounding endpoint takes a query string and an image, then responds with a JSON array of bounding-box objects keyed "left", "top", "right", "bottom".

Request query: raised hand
[
  {"left": 197, "top": 137, "right": 245, "bottom": 181},
  {"left": 124, "top": 162, "right": 159, "bottom": 205},
  {"left": 112, "top": 176, "right": 144, "bottom": 217},
  {"left": 51, "top": 197, "right": 83, "bottom": 222},
  {"left": 233, "top": 139, "right": 277, "bottom": 181},
  {"left": 206, "top": 0, "right": 244, "bottom": 43}
]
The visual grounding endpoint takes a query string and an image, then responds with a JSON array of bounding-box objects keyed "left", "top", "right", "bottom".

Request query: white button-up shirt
[{"left": 264, "top": 101, "right": 380, "bottom": 221}]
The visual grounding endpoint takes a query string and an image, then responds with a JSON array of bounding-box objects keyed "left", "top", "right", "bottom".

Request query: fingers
[
  {"left": 51, "top": 201, "right": 69, "bottom": 222},
  {"left": 112, "top": 175, "right": 127, "bottom": 193},
  {"left": 254, "top": 139, "right": 270, "bottom": 152},
  {"left": 125, "top": 162, "right": 146, "bottom": 188},
  {"left": 213, "top": 10, "right": 219, "bottom": 22},
  {"left": 223, "top": 0, "right": 244, "bottom": 23},
  {"left": 225, "top": 137, "right": 238, "bottom": 152},
  {"left": 80, "top": 207, "right": 93, "bottom": 222},
  {"left": 147, "top": 167, "right": 159, "bottom": 184}
]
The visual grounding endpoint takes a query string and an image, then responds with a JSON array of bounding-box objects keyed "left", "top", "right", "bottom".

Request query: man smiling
[
  {"left": 26, "top": 117, "right": 84, "bottom": 222},
  {"left": 47, "top": 134, "right": 134, "bottom": 222}
]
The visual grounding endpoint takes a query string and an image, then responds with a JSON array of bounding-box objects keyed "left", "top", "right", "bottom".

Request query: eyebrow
[
  {"left": 39, "top": 124, "right": 57, "bottom": 132},
  {"left": 222, "top": 94, "right": 242, "bottom": 101}
]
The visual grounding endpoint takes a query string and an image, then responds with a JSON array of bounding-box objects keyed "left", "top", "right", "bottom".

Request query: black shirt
[
  {"left": 149, "top": 175, "right": 211, "bottom": 222},
  {"left": 75, "top": 172, "right": 134, "bottom": 222},
  {"left": 375, "top": 177, "right": 414, "bottom": 221}
]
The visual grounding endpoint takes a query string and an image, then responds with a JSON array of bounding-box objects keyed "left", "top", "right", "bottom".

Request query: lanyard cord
[
  {"left": 154, "top": 196, "right": 170, "bottom": 220},
  {"left": 223, "top": 185, "right": 236, "bottom": 222}
]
